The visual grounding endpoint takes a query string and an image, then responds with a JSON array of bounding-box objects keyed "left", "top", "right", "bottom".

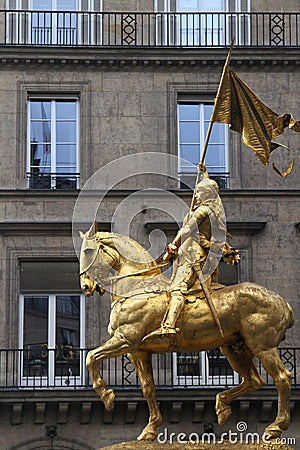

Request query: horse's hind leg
[
  {"left": 128, "top": 351, "right": 162, "bottom": 441},
  {"left": 216, "top": 344, "right": 265, "bottom": 427},
  {"left": 86, "top": 332, "right": 130, "bottom": 411},
  {"left": 254, "top": 347, "right": 292, "bottom": 438}
]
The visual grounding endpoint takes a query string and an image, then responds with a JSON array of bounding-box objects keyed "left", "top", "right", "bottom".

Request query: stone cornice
[
  {"left": 0, "top": 188, "right": 300, "bottom": 199},
  {"left": 145, "top": 221, "right": 267, "bottom": 234},
  {"left": 0, "top": 221, "right": 111, "bottom": 235},
  {"left": 0, "top": 46, "right": 299, "bottom": 68}
]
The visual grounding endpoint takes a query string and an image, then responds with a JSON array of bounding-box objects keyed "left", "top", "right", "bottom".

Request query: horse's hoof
[
  {"left": 137, "top": 429, "right": 158, "bottom": 441},
  {"left": 103, "top": 389, "right": 115, "bottom": 411},
  {"left": 264, "top": 424, "right": 282, "bottom": 439},
  {"left": 216, "top": 403, "right": 232, "bottom": 427}
]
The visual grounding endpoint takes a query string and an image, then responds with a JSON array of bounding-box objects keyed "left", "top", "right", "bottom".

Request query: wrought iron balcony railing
[
  {"left": 0, "top": 347, "right": 299, "bottom": 390},
  {"left": 179, "top": 172, "right": 230, "bottom": 190},
  {"left": 26, "top": 172, "right": 80, "bottom": 190},
  {"left": 2, "top": 10, "right": 300, "bottom": 48}
]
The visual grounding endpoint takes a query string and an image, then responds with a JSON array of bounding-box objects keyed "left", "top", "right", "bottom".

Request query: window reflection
[
  {"left": 28, "top": 100, "right": 79, "bottom": 190},
  {"left": 22, "top": 295, "right": 81, "bottom": 378},
  {"left": 23, "top": 296, "right": 48, "bottom": 377},
  {"left": 56, "top": 296, "right": 80, "bottom": 377}
]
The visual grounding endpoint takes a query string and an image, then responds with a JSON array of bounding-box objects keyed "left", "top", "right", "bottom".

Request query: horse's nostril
[{"left": 83, "top": 284, "right": 89, "bottom": 291}]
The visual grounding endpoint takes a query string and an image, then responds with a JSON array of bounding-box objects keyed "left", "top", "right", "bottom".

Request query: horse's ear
[
  {"left": 79, "top": 231, "right": 85, "bottom": 240},
  {"left": 87, "top": 221, "right": 98, "bottom": 238}
]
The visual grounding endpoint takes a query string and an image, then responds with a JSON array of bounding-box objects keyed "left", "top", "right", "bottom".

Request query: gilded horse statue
[{"left": 79, "top": 222, "right": 294, "bottom": 441}]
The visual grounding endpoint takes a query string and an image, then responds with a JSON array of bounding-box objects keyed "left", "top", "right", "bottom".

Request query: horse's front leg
[
  {"left": 128, "top": 351, "right": 162, "bottom": 441},
  {"left": 86, "top": 332, "right": 130, "bottom": 411}
]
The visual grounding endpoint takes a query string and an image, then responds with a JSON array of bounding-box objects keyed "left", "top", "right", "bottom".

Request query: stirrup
[{"left": 142, "top": 325, "right": 178, "bottom": 341}]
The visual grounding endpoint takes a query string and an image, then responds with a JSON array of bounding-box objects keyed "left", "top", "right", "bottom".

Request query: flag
[{"left": 212, "top": 68, "right": 300, "bottom": 177}]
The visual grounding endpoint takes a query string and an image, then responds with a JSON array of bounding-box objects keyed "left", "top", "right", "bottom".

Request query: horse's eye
[{"left": 84, "top": 248, "right": 94, "bottom": 255}]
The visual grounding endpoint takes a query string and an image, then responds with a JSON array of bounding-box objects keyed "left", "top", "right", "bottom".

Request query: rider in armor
[{"left": 144, "top": 166, "right": 232, "bottom": 339}]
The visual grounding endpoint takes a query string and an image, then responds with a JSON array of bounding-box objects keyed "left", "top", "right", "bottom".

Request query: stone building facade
[{"left": 0, "top": 0, "right": 299, "bottom": 449}]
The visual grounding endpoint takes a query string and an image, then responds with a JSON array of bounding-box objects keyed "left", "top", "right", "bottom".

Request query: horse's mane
[{"left": 96, "top": 232, "right": 157, "bottom": 268}]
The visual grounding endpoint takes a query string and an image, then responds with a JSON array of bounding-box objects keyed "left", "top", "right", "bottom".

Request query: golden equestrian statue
[
  {"left": 79, "top": 203, "right": 294, "bottom": 442},
  {"left": 78, "top": 39, "right": 297, "bottom": 445}
]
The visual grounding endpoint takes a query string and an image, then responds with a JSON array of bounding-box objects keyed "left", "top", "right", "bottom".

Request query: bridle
[{"left": 79, "top": 236, "right": 118, "bottom": 277}]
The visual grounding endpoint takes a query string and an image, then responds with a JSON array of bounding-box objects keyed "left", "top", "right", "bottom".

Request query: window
[
  {"left": 27, "top": 99, "right": 80, "bottom": 189},
  {"left": 6, "top": 0, "right": 103, "bottom": 45},
  {"left": 155, "top": 0, "right": 250, "bottom": 46},
  {"left": 174, "top": 349, "right": 239, "bottom": 386},
  {"left": 19, "top": 261, "right": 85, "bottom": 387},
  {"left": 30, "top": 0, "right": 78, "bottom": 45},
  {"left": 178, "top": 102, "right": 229, "bottom": 189}
]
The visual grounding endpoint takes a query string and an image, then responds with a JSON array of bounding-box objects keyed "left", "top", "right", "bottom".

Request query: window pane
[
  {"left": 177, "top": 0, "right": 198, "bottom": 12},
  {"left": 56, "top": 101, "right": 76, "bottom": 120},
  {"left": 56, "top": 122, "right": 76, "bottom": 142},
  {"left": 179, "top": 122, "right": 200, "bottom": 143},
  {"left": 204, "top": 104, "right": 213, "bottom": 120},
  {"left": 205, "top": 144, "right": 225, "bottom": 167},
  {"left": 30, "top": 121, "right": 51, "bottom": 143},
  {"left": 30, "top": 101, "right": 51, "bottom": 120},
  {"left": 179, "top": 145, "right": 199, "bottom": 165},
  {"left": 56, "top": 144, "right": 76, "bottom": 167},
  {"left": 30, "top": 141, "right": 51, "bottom": 168},
  {"left": 177, "top": 352, "right": 200, "bottom": 376},
  {"left": 57, "top": 0, "right": 77, "bottom": 10},
  {"left": 179, "top": 104, "right": 199, "bottom": 120},
  {"left": 205, "top": 123, "right": 225, "bottom": 142},
  {"left": 32, "top": 0, "right": 52, "bottom": 11},
  {"left": 23, "top": 296, "right": 48, "bottom": 377},
  {"left": 207, "top": 349, "right": 233, "bottom": 376},
  {"left": 56, "top": 295, "right": 80, "bottom": 376}
]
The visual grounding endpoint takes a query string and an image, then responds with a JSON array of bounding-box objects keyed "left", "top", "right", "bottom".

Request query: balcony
[
  {"left": 2, "top": 10, "right": 300, "bottom": 48},
  {"left": 0, "top": 347, "right": 299, "bottom": 390},
  {"left": 179, "top": 171, "right": 230, "bottom": 190},
  {"left": 26, "top": 172, "right": 80, "bottom": 190}
]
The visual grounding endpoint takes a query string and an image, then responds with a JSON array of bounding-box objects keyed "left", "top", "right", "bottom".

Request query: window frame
[
  {"left": 17, "top": 81, "right": 91, "bottom": 190},
  {"left": 172, "top": 351, "right": 239, "bottom": 386},
  {"left": 6, "top": 0, "right": 103, "bottom": 45},
  {"left": 177, "top": 101, "right": 229, "bottom": 188},
  {"left": 19, "top": 293, "right": 86, "bottom": 387},
  {"left": 26, "top": 97, "right": 80, "bottom": 190},
  {"left": 154, "top": 0, "right": 250, "bottom": 46}
]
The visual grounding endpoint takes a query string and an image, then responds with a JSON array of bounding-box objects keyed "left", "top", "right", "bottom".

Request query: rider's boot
[{"left": 143, "top": 285, "right": 187, "bottom": 340}]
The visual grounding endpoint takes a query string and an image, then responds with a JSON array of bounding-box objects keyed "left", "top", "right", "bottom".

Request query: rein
[
  {"left": 101, "top": 261, "right": 169, "bottom": 282},
  {"left": 80, "top": 235, "right": 169, "bottom": 283}
]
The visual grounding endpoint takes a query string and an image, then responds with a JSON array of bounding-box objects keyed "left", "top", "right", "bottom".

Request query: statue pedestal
[{"left": 99, "top": 441, "right": 294, "bottom": 450}]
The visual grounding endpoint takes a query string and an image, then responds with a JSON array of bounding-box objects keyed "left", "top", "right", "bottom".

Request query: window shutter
[
  {"left": 228, "top": 0, "right": 235, "bottom": 12},
  {"left": 20, "top": 261, "right": 81, "bottom": 293},
  {"left": 8, "top": 0, "right": 17, "bottom": 8},
  {"left": 170, "top": 0, "right": 176, "bottom": 12},
  {"left": 156, "top": 0, "right": 166, "bottom": 11},
  {"left": 241, "top": 0, "right": 249, "bottom": 12},
  {"left": 93, "top": 0, "right": 102, "bottom": 11}
]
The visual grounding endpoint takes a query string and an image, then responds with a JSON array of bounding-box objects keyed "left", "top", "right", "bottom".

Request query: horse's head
[{"left": 79, "top": 222, "right": 117, "bottom": 296}]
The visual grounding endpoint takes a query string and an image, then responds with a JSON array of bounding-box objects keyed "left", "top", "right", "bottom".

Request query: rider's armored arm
[
  {"left": 172, "top": 225, "right": 191, "bottom": 248},
  {"left": 172, "top": 206, "right": 209, "bottom": 248}
]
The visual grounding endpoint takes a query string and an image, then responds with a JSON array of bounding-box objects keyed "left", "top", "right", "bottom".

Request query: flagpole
[{"left": 189, "top": 38, "right": 235, "bottom": 211}]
